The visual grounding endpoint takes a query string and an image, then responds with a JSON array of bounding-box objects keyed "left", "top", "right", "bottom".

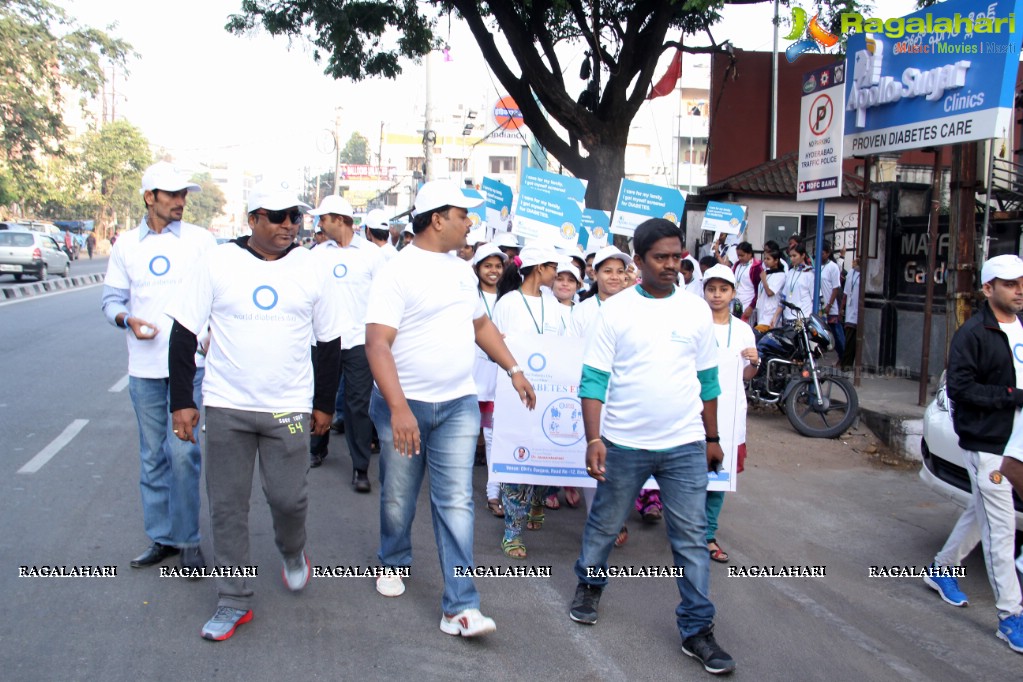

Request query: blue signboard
[
  {"left": 701, "top": 201, "right": 748, "bottom": 235},
  {"left": 482, "top": 176, "right": 514, "bottom": 232},
  {"left": 610, "top": 178, "right": 686, "bottom": 238},
  {"left": 843, "top": 0, "right": 1022, "bottom": 156},
  {"left": 579, "top": 209, "right": 611, "bottom": 250},
  {"left": 513, "top": 167, "right": 586, "bottom": 248},
  {"left": 462, "top": 188, "right": 485, "bottom": 230}
]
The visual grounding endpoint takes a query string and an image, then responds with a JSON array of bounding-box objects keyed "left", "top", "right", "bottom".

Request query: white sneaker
[
  {"left": 376, "top": 574, "right": 405, "bottom": 597},
  {"left": 282, "top": 552, "right": 310, "bottom": 592},
  {"left": 439, "top": 608, "right": 496, "bottom": 637}
]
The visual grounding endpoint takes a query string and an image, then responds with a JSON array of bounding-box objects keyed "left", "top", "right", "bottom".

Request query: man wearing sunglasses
[
  {"left": 167, "top": 180, "right": 343, "bottom": 641},
  {"left": 102, "top": 161, "right": 218, "bottom": 574},
  {"left": 307, "top": 196, "right": 384, "bottom": 492}
]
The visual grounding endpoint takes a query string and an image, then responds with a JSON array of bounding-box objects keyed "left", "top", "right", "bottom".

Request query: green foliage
[
  {"left": 0, "top": 0, "right": 133, "bottom": 208},
  {"left": 184, "top": 172, "right": 228, "bottom": 228},
  {"left": 340, "top": 132, "right": 371, "bottom": 164},
  {"left": 79, "top": 120, "right": 152, "bottom": 232}
]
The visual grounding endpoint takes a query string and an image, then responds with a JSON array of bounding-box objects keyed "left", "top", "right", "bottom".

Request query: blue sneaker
[
  {"left": 201, "top": 606, "right": 253, "bottom": 641},
  {"left": 923, "top": 563, "right": 968, "bottom": 607},
  {"left": 998, "top": 614, "right": 1023, "bottom": 653}
]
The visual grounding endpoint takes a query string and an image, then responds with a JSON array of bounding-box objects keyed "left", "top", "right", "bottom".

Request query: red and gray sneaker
[
  {"left": 201, "top": 606, "right": 253, "bottom": 641},
  {"left": 439, "top": 608, "right": 496, "bottom": 637}
]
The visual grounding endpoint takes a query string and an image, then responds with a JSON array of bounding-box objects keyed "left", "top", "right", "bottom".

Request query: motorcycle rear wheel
[{"left": 783, "top": 375, "right": 858, "bottom": 438}]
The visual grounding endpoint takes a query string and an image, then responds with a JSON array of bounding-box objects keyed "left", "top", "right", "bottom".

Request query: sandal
[
  {"left": 640, "top": 502, "right": 662, "bottom": 523},
  {"left": 526, "top": 505, "right": 545, "bottom": 530},
  {"left": 614, "top": 525, "right": 628, "bottom": 548},
  {"left": 543, "top": 492, "right": 561, "bottom": 510},
  {"left": 487, "top": 498, "right": 504, "bottom": 518},
  {"left": 502, "top": 537, "right": 527, "bottom": 559},
  {"left": 564, "top": 487, "right": 581, "bottom": 508},
  {"left": 708, "top": 539, "right": 729, "bottom": 563}
]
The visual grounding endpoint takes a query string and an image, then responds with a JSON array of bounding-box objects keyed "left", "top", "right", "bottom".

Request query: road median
[{"left": 1, "top": 273, "right": 105, "bottom": 300}]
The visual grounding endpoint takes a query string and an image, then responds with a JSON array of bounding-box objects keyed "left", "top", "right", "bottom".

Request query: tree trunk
[{"left": 581, "top": 142, "right": 626, "bottom": 211}]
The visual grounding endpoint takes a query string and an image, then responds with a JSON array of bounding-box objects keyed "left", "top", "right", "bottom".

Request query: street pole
[
  {"left": 812, "top": 199, "right": 825, "bottom": 315},
  {"left": 770, "top": 0, "right": 779, "bottom": 160},
  {"left": 854, "top": 156, "right": 873, "bottom": 387},
  {"left": 919, "top": 149, "right": 942, "bottom": 406},
  {"left": 423, "top": 50, "right": 434, "bottom": 182},
  {"left": 333, "top": 108, "right": 342, "bottom": 195}
]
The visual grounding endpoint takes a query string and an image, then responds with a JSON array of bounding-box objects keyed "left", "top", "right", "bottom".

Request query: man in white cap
[
  {"left": 365, "top": 179, "right": 537, "bottom": 637},
  {"left": 166, "top": 179, "right": 343, "bottom": 641},
  {"left": 308, "top": 195, "right": 383, "bottom": 491},
  {"left": 102, "top": 161, "right": 217, "bottom": 572},
  {"left": 924, "top": 253, "right": 1023, "bottom": 653},
  {"left": 493, "top": 231, "right": 521, "bottom": 259},
  {"left": 364, "top": 209, "right": 398, "bottom": 262}
]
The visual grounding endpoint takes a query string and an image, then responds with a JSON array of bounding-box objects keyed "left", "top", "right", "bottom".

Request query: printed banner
[
  {"left": 701, "top": 201, "right": 747, "bottom": 235},
  {"left": 482, "top": 176, "right": 514, "bottom": 234},
  {"left": 610, "top": 178, "right": 686, "bottom": 238},
  {"left": 462, "top": 188, "right": 485, "bottom": 230},
  {"left": 580, "top": 209, "right": 611, "bottom": 250},
  {"left": 513, "top": 167, "right": 586, "bottom": 249}
]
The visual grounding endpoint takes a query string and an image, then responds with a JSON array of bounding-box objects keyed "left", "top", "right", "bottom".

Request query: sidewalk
[{"left": 854, "top": 373, "right": 932, "bottom": 462}]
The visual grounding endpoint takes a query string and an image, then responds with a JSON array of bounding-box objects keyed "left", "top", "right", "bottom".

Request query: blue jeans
[
  {"left": 574, "top": 439, "right": 715, "bottom": 640},
  {"left": 371, "top": 389, "right": 481, "bottom": 614},
  {"left": 128, "top": 369, "right": 204, "bottom": 548}
]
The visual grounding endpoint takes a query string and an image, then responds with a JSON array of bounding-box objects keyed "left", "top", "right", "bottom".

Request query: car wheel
[
  {"left": 62, "top": 262, "right": 70, "bottom": 278},
  {"left": 37, "top": 264, "right": 47, "bottom": 281}
]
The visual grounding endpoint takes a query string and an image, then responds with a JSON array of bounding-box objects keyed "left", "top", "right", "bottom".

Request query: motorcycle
[{"left": 746, "top": 301, "right": 858, "bottom": 438}]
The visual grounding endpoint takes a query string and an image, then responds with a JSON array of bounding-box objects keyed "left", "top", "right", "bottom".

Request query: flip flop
[
  {"left": 564, "top": 487, "right": 581, "bottom": 508},
  {"left": 543, "top": 493, "right": 560, "bottom": 510},
  {"left": 487, "top": 498, "right": 505, "bottom": 518},
  {"left": 502, "top": 537, "right": 527, "bottom": 559},
  {"left": 708, "top": 539, "right": 729, "bottom": 563},
  {"left": 614, "top": 525, "right": 628, "bottom": 548}
]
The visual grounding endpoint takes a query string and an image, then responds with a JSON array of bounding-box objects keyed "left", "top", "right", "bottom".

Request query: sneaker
[
  {"left": 201, "top": 606, "right": 253, "bottom": 641},
  {"left": 923, "top": 563, "right": 968, "bottom": 607},
  {"left": 376, "top": 574, "right": 405, "bottom": 597},
  {"left": 569, "top": 583, "right": 603, "bottom": 625},
  {"left": 439, "top": 608, "right": 496, "bottom": 637},
  {"left": 997, "top": 614, "right": 1023, "bottom": 653},
  {"left": 282, "top": 552, "right": 310, "bottom": 592},
  {"left": 681, "top": 626, "right": 736, "bottom": 675}
]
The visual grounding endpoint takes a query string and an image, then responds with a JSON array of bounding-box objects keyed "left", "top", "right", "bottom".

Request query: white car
[{"left": 919, "top": 372, "right": 1023, "bottom": 526}]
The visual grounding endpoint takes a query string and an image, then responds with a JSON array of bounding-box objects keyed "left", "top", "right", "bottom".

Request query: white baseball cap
[
  {"left": 309, "top": 194, "right": 355, "bottom": 217},
  {"left": 493, "top": 232, "right": 521, "bottom": 249},
  {"left": 702, "top": 263, "right": 737, "bottom": 286},
  {"left": 466, "top": 227, "right": 487, "bottom": 246},
  {"left": 592, "top": 245, "right": 633, "bottom": 271},
  {"left": 414, "top": 180, "right": 485, "bottom": 215},
  {"left": 519, "top": 243, "right": 560, "bottom": 269},
  {"left": 472, "top": 243, "right": 508, "bottom": 267},
  {"left": 363, "top": 208, "right": 391, "bottom": 230},
  {"left": 402, "top": 221, "right": 414, "bottom": 235},
  {"left": 248, "top": 179, "right": 311, "bottom": 212},
  {"left": 982, "top": 254, "right": 1023, "bottom": 284},
  {"left": 556, "top": 257, "right": 582, "bottom": 282},
  {"left": 140, "top": 161, "right": 201, "bottom": 194}
]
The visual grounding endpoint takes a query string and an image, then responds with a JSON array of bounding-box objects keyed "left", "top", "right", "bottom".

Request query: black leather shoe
[
  {"left": 131, "top": 542, "right": 180, "bottom": 568},
  {"left": 310, "top": 452, "right": 325, "bottom": 468},
  {"left": 180, "top": 546, "right": 206, "bottom": 573},
  {"left": 353, "top": 470, "right": 371, "bottom": 493},
  {"left": 331, "top": 419, "right": 345, "bottom": 433}
]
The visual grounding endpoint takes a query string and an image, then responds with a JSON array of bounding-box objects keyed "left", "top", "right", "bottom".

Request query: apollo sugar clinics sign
[
  {"left": 843, "top": 0, "right": 1023, "bottom": 157},
  {"left": 798, "top": 62, "right": 846, "bottom": 201},
  {"left": 609, "top": 178, "right": 686, "bottom": 238},
  {"left": 482, "top": 176, "right": 514, "bottom": 234},
  {"left": 490, "top": 335, "right": 591, "bottom": 488},
  {"left": 512, "top": 167, "right": 587, "bottom": 249}
]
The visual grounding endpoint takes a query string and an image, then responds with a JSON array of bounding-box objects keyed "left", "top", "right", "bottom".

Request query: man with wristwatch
[{"left": 568, "top": 218, "right": 736, "bottom": 676}]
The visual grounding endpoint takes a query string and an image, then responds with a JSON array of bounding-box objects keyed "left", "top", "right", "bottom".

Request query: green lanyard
[
  {"left": 519, "top": 289, "right": 545, "bottom": 334},
  {"left": 478, "top": 287, "right": 493, "bottom": 319},
  {"left": 788, "top": 267, "right": 806, "bottom": 295},
  {"left": 714, "top": 316, "right": 733, "bottom": 349}
]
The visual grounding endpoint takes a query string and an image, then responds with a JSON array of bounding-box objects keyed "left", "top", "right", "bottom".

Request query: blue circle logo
[
  {"left": 149, "top": 255, "right": 170, "bottom": 276},
  {"left": 1015, "top": 343, "right": 1023, "bottom": 364},
  {"left": 541, "top": 398, "right": 584, "bottom": 447},
  {"left": 513, "top": 446, "right": 531, "bottom": 462},
  {"left": 333, "top": 263, "right": 348, "bottom": 279},
  {"left": 253, "top": 285, "right": 279, "bottom": 310},
  {"left": 528, "top": 353, "right": 546, "bottom": 372}
]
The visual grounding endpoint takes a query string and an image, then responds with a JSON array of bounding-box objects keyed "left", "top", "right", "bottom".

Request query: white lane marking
[
  {"left": 108, "top": 373, "right": 130, "bottom": 393},
  {"left": 17, "top": 419, "right": 90, "bottom": 474},
  {"left": 0, "top": 281, "right": 103, "bottom": 308}
]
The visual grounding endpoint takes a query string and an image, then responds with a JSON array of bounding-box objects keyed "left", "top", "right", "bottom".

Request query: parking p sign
[{"left": 797, "top": 63, "right": 845, "bottom": 201}]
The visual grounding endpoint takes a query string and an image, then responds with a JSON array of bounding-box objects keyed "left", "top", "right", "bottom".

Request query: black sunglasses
[{"left": 254, "top": 208, "right": 303, "bottom": 225}]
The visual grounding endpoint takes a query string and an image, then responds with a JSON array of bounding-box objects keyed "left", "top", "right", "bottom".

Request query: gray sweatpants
[{"left": 205, "top": 407, "right": 310, "bottom": 610}]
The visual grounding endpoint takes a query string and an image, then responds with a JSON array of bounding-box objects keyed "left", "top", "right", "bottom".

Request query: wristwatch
[{"left": 506, "top": 365, "right": 523, "bottom": 377}]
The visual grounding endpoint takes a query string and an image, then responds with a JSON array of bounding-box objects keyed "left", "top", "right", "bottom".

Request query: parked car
[
  {"left": 0, "top": 231, "right": 70, "bottom": 281},
  {"left": 920, "top": 371, "right": 1023, "bottom": 525}
]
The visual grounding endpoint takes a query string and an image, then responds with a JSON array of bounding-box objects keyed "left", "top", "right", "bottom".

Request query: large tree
[
  {"left": 228, "top": 1, "right": 865, "bottom": 209},
  {"left": 184, "top": 172, "right": 228, "bottom": 228},
  {"left": 79, "top": 120, "right": 152, "bottom": 237},
  {"left": 0, "top": 0, "right": 133, "bottom": 209},
  {"left": 340, "top": 132, "right": 371, "bottom": 164}
]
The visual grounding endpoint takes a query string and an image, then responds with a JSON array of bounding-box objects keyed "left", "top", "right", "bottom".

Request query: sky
[{"left": 64, "top": 0, "right": 921, "bottom": 185}]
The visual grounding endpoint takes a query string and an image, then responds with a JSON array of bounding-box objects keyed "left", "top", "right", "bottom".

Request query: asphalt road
[
  {"left": 1, "top": 285, "right": 1020, "bottom": 680},
  {"left": 0, "top": 255, "right": 108, "bottom": 287}
]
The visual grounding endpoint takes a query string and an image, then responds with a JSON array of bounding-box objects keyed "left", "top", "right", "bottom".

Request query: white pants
[{"left": 934, "top": 450, "right": 1023, "bottom": 618}]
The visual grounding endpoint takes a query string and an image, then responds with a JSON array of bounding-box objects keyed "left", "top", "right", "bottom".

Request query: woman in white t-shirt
[
  {"left": 782, "top": 244, "right": 814, "bottom": 321},
  {"left": 754, "top": 249, "right": 787, "bottom": 332},
  {"left": 492, "top": 243, "right": 561, "bottom": 559},
  {"left": 471, "top": 243, "right": 508, "bottom": 517},
  {"left": 550, "top": 257, "right": 584, "bottom": 509}
]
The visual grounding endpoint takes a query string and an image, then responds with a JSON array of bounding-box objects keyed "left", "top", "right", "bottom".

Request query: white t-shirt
[
  {"left": 570, "top": 294, "right": 604, "bottom": 338},
  {"left": 1000, "top": 320, "right": 1023, "bottom": 461},
  {"left": 104, "top": 221, "right": 218, "bottom": 378},
  {"left": 365, "top": 244, "right": 485, "bottom": 402},
  {"left": 167, "top": 243, "right": 344, "bottom": 413},
  {"left": 733, "top": 260, "right": 757, "bottom": 309},
  {"left": 822, "top": 260, "right": 842, "bottom": 316},
  {"left": 313, "top": 236, "right": 382, "bottom": 349},
  {"left": 782, "top": 265, "right": 814, "bottom": 321},
  {"left": 472, "top": 289, "right": 499, "bottom": 401},
  {"left": 584, "top": 286, "right": 718, "bottom": 449},
  {"left": 685, "top": 276, "right": 705, "bottom": 298},
  {"left": 492, "top": 289, "right": 563, "bottom": 337},
  {"left": 756, "top": 270, "right": 786, "bottom": 327},
  {"left": 377, "top": 241, "right": 398, "bottom": 262},
  {"left": 844, "top": 269, "right": 860, "bottom": 325},
  {"left": 713, "top": 318, "right": 755, "bottom": 446}
]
